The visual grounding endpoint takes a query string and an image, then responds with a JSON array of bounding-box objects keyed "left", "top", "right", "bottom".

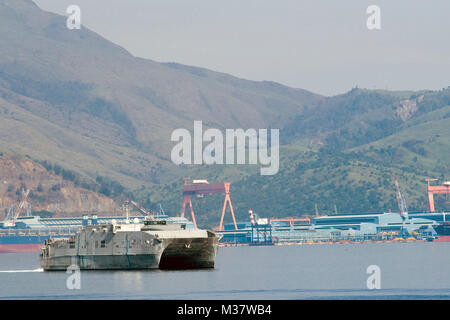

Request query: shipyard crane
[
  {"left": 126, "top": 198, "right": 152, "bottom": 216},
  {"left": 181, "top": 179, "right": 237, "bottom": 230},
  {"left": 4, "top": 204, "right": 16, "bottom": 227},
  {"left": 158, "top": 203, "right": 165, "bottom": 216},
  {"left": 4, "top": 189, "right": 31, "bottom": 226},
  {"left": 14, "top": 188, "right": 31, "bottom": 223},
  {"left": 393, "top": 175, "right": 410, "bottom": 237},
  {"left": 393, "top": 175, "right": 408, "bottom": 219},
  {"left": 248, "top": 208, "right": 310, "bottom": 227}
]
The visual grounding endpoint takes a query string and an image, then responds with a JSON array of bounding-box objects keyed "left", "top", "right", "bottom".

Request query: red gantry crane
[
  {"left": 181, "top": 179, "right": 237, "bottom": 230},
  {"left": 426, "top": 179, "right": 450, "bottom": 212}
]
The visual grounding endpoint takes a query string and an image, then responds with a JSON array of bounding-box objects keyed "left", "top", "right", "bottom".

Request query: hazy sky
[{"left": 34, "top": 0, "right": 450, "bottom": 96}]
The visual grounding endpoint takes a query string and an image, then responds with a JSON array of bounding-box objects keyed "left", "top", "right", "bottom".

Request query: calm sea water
[{"left": 0, "top": 242, "right": 449, "bottom": 299}]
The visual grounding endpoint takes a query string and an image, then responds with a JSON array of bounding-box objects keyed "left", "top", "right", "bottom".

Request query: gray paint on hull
[{"left": 41, "top": 254, "right": 161, "bottom": 271}]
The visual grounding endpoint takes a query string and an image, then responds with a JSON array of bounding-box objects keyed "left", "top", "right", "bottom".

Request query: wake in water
[{"left": 0, "top": 268, "right": 43, "bottom": 273}]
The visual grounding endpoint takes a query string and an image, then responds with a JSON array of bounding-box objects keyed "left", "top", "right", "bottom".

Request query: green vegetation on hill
[
  {"left": 36, "top": 159, "right": 129, "bottom": 199},
  {"left": 137, "top": 88, "right": 450, "bottom": 228},
  {"left": 0, "top": 0, "right": 321, "bottom": 194}
]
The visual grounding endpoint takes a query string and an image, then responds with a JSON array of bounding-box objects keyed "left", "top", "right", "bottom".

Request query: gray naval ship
[{"left": 40, "top": 216, "right": 222, "bottom": 270}]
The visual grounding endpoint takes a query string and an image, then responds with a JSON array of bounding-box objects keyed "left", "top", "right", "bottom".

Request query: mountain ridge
[{"left": 0, "top": 0, "right": 322, "bottom": 190}]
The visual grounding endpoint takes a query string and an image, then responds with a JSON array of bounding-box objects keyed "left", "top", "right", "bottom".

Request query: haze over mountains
[{"left": 0, "top": 0, "right": 449, "bottom": 227}]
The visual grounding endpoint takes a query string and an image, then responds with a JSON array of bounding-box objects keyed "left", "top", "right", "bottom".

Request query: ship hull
[
  {"left": 159, "top": 233, "right": 220, "bottom": 269},
  {"left": 0, "top": 235, "right": 72, "bottom": 253},
  {"left": 432, "top": 223, "right": 450, "bottom": 242},
  {"left": 0, "top": 235, "right": 47, "bottom": 253},
  {"left": 0, "top": 243, "right": 42, "bottom": 253},
  {"left": 433, "top": 235, "right": 450, "bottom": 242},
  {"left": 41, "top": 254, "right": 162, "bottom": 271}
]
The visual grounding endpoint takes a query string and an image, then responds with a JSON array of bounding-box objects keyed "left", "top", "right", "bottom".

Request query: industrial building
[{"left": 217, "top": 211, "right": 445, "bottom": 245}]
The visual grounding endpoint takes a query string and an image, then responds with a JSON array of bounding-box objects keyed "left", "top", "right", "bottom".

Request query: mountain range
[{"left": 0, "top": 0, "right": 448, "bottom": 227}]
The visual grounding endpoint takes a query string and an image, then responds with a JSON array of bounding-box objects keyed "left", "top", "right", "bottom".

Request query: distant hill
[
  {"left": 0, "top": 154, "right": 122, "bottom": 219},
  {"left": 0, "top": 0, "right": 448, "bottom": 228}
]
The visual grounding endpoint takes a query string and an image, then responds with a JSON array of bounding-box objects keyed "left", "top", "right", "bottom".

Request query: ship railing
[{"left": 0, "top": 228, "right": 80, "bottom": 237}]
